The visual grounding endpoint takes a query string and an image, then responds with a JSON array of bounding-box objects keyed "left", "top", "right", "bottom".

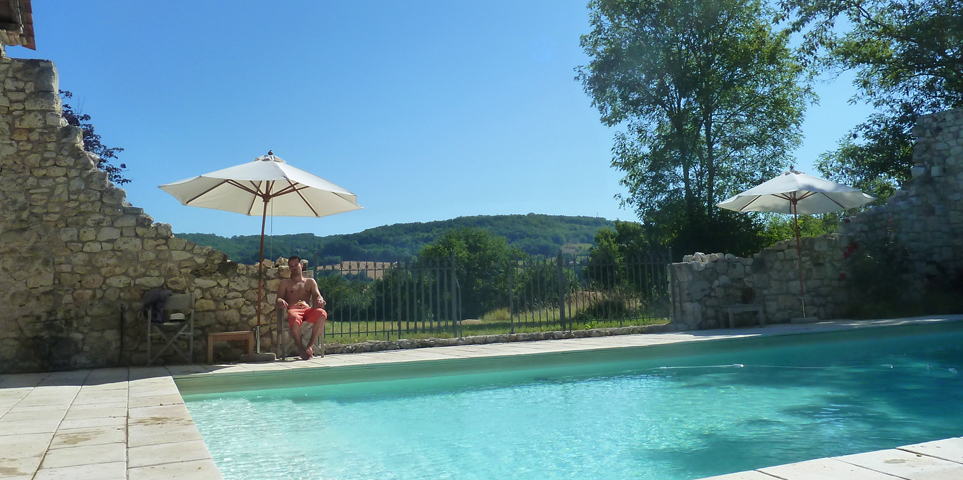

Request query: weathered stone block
[
  {"left": 72, "top": 290, "right": 95, "bottom": 303},
  {"left": 195, "top": 299, "right": 216, "bottom": 311},
  {"left": 96, "top": 227, "right": 121, "bottom": 241},
  {"left": 102, "top": 186, "right": 126, "bottom": 205},
  {"left": 113, "top": 237, "right": 142, "bottom": 251},
  {"left": 134, "top": 277, "right": 165, "bottom": 288},
  {"left": 59, "top": 227, "right": 78, "bottom": 242},
  {"left": 87, "top": 170, "right": 108, "bottom": 191},
  {"left": 14, "top": 111, "right": 44, "bottom": 128},
  {"left": 215, "top": 309, "right": 240, "bottom": 324},
  {"left": 688, "top": 280, "right": 711, "bottom": 301},
  {"left": 81, "top": 274, "right": 104, "bottom": 289},
  {"left": 25, "top": 92, "right": 59, "bottom": 111},
  {"left": 194, "top": 278, "right": 218, "bottom": 289},
  {"left": 34, "top": 65, "right": 58, "bottom": 93},
  {"left": 171, "top": 251, "right": 192, "bottom": 262},
  {"left": 155, "top": 223, "right": 173, "bottom": 238},
  {"left": 105, "top": 276, "right": 131, "bottom": 288}
]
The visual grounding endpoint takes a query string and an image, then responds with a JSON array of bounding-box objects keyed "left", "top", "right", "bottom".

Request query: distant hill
[{"left": 177, "top": 214, "right": 617, "bottom": 265}]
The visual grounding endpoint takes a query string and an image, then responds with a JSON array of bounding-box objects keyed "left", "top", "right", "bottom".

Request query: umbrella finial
[{"left": 268, "top": 150, "right": 273, "bottom": 156}]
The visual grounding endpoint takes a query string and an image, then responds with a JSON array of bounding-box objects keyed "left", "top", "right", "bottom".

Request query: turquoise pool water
[{"left": 183, "top": 323, "right": 963, "bottom": 480}]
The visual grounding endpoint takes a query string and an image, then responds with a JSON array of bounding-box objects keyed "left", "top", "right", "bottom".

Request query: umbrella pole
[
  {"left": 255, "top": 199, "right": 268, "bottom": 353},
  {"left": 793, "top": 206, "right": 806, "bottom": 317}
]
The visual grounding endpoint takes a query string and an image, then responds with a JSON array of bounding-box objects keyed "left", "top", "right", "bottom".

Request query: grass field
[{"left": 321, "top": 296, "right": 670, "bottom": 344}]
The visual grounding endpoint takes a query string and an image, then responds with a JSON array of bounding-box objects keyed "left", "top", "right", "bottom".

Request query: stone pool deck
[{"left": 2, "top": 315, "right": 963, "bottom": 480}]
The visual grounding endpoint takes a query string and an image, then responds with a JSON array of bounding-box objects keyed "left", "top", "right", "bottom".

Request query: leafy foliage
[
  {"left": 778, "top": 0, "right": 963, "bottom": 202},
  {"left": 760, "top": 212, "right": 841, "bottom": 245},
  {"left": 59, "top": 90, "right": 129, "bottom": 185},
  {"left": 417, "top": 228, "right": 524, "bottom": 319},
  {"left": 578, "top": 0, "right": 810, "bottom": 255},
  {"left": 177, "top": 214, "right": 615, "bottom": 264}
]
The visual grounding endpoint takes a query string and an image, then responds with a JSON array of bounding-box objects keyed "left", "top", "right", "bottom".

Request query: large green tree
[
  {"left": 778, "top": 0, "right": 963, "bottom": 201},
  {"left": 418, "top": 228, "right": 524, "bottom": 319},
  {"left": 578, "top": 0, "right": 810, "bottom": 254}
]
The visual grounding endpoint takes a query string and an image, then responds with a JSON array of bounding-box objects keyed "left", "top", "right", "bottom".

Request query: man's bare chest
[{"left": 286, "top": 280, "right": 312, "bottom": 297}]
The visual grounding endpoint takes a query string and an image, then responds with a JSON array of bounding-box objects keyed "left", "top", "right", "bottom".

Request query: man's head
[{"left": 288, "top": 255, "right": 304, "bottom": 274}]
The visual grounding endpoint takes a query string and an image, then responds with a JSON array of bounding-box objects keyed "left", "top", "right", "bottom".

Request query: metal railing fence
[{"left": 310, "top": 249, "right": 672, "bottom": 342}]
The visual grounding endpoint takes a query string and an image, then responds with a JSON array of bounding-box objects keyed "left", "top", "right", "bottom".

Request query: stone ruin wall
[
  {"left": 670, "top": 107, "right": 963, "bottom": 329},
  {"left": 0, "top": 58, "right": 291, "bottom": 373}
]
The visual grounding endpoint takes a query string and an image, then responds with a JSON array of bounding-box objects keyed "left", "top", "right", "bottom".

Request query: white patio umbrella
[
  {"left": 159, "top": 152, "right": 362, "bottom": 350},
  {"left": 716, "top": 167, "right": 874, "bottom": 316}
]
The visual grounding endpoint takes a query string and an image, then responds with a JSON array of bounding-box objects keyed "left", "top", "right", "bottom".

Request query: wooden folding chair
[{"left": 146, "top": 292, "right": 195, "bottom": 365}]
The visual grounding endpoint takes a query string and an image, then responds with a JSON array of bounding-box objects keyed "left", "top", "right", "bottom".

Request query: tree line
[{"left": 177, "top": 214, "right": 615, "bottom": 265}]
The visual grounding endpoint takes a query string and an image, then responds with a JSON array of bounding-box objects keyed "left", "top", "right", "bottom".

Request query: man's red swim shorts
[{"left": 287, "top": 306, "right": 327, "bottom": 330}]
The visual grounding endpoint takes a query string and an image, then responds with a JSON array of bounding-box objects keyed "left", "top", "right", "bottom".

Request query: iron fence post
[
  {"left": 557, "top": 249, "right": 566, "bottom": 330},
  {"left": 509, "top": 262, "right": 515, "bottom": 335},
  {"left": 450, "top": 251, "right": 459, "bottom": 338},
  {"left": 667, "top": 246, "right": 674, "bottom": 324}
]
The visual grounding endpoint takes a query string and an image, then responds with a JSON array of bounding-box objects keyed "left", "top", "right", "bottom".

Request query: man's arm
[
  {"left": 308, "top": 279, "right": 325, "bottom": 308},
  {"left": 276, "top": 279, "right": 290, "bottom": 308}
]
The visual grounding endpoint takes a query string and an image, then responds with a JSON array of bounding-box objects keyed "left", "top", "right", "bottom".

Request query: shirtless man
[{"left": 276, "top": 255, "right": 327, "bottom": 360}]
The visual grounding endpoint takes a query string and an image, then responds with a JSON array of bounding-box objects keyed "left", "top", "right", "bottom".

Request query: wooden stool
[{"left": 207, "top": 331, "right": 255, "bottom": 364}]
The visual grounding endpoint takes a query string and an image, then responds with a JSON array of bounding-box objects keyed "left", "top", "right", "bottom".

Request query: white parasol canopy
[
  {"left": 716, "top": 167, "right": 875, "bottom": 215},
  {"left": 717, "top": 167, "right": 874, "bottom": 317},
  {"left": 159, "top": 152, "right": 362, "bottom": 348},
  {"left": 159, "top": 152, "right": 361, "bottom": 218}
]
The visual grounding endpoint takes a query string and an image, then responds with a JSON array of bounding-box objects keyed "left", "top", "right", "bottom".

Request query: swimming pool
[{"left": 182, "top": 322, "right": 963, "bottom": 480}]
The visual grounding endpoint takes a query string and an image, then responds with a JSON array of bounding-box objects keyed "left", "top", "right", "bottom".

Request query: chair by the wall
[
  {"left": 146, "top": 292, "right": 195, "bottom": 365},
  {"left": 276, "top": 306, "right": 324, "bottom": 360}
]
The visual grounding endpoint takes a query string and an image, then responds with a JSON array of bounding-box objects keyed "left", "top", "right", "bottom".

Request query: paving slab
[
  {"left": 58, "top": 415, "right": 128, "bottom": 430},
  {"left": 700, "top": 471, "right": 782, "bottom": 479},
  {"left": 62, "top": 402, "right": 128, "bottom": 420},
  {"left": 128, "top": 458, "right": 222, "bottom": 480},
  {"left": 40, "top": 442, "right": 127, "bottom": 469},
  {"left": 33, "top": 461, "right": 127, "bottom": 480},
  {"left": 128, "top": 439, "right": 214, "bottom": 468},
  {"left": 84, "top": 368, "right": 129, "bottom": 385},
  {"left": 39, "top": 370, "right": 90, "bottom": 386},
  {"left": 127, "top": 422, "right": 205, "bottom": 448},
  {"left": 838, "top": 448, "right": 963, "bottom": 479},
  {"left": 0, "top": 373, "right": 47, "bottom": 388},
  {"left": 128, "top": 393, "right": 184, "bottom": 408},
  {"left": 900, "top": 437, "right": 963, "bottom": 463},
  {"left": 0, "top": 432, "right": 51, "bottom": 477},
  {"left": 49, "top": 425, "right": 127, "bottom": 449},
  {"left": 0, "top": 417, "right": 64, "bottom": 435},
  {"left": 759, "top": 457, "right": 902, "bottom": 479}
]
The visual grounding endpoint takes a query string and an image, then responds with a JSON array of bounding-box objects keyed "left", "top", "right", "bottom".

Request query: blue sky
[{"left": 15, "top": 1, "right": 876, "bottom": 238}]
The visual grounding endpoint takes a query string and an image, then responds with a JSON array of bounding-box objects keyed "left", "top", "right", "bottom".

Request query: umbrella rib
[
  {"left": 739, "top": 195, "right": 763, "bottom": 211},
  {"left": 283, "top": 180, "right": 321, "bottom": 217},
  {"left": 818, "top": 192, "right": 847, "bottom": 210},
  {"left": 184, "top": 179, "right": 229, "bottom": 205},
  {"left": 226, "top": 180, "right": 263, "bottom": 197},
  {"left": 226, "top": 179, "right": 278, "bottom": 216}
]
